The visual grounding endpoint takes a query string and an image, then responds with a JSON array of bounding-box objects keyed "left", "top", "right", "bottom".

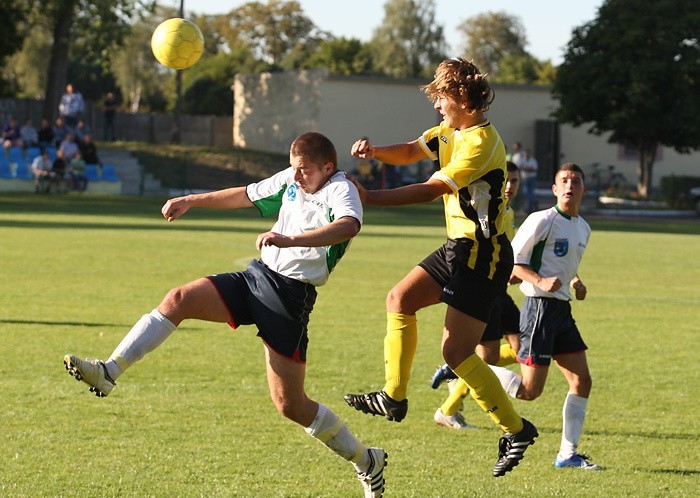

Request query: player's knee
[
  {"left": 518, "top": 382, "right": 544, "bottom": 401},
  {"left": 162, "top": 286, "right": 187, "bottom": 308},
  {"left": 386, "top": 286, "right": 410, "bottom": 313},
  {"left": 478, "top": 348, "right": 500, "bottom": 365}
]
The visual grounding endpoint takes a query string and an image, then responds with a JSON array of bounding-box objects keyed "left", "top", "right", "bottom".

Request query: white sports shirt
[
  {"left": 511, "top": 206, "right": 591, "bottom": 301},
  {"left": 246, "top": 167, "right": 363, "bottom": 287}
]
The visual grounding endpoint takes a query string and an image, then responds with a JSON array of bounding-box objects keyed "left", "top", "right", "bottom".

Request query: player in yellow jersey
[
  {"left": 344, "top": 58, "right": 537, "bottom": 477},
  {"left": 431, "top": 161, "right": 523, "bottom": 429}
]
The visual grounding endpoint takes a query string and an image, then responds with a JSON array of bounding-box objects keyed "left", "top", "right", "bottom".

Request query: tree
[
  {"left": 41, "top": 0, "right": 155, "bottom": 122},
  {"left": 496, "top": 54, "right": 556, "bottom": 85},
  {"left": 457, "top": 11, "right": 527, "bottom": 78},
  {"left": 305, "top": 38, "right": 373, "bottom": 76},
  {"left": 370, "top": 0, "right": 447, "bottom": 79},
  {"left": 553, "top": 0, "right": 700, "bottom": 197},
  {"left": 0, "top": 0, "right": 34, "bottom": 95}
]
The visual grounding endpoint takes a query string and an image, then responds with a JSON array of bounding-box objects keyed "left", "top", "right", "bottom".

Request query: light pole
[{"left": 171, "top": 0, "right": 184, "bottom": 143}]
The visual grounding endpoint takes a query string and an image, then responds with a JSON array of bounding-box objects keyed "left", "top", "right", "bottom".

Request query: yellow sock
[
  {"left": 440, "top": 379, "right": 469, "bottom": 416},
  {"left": 382, "top": 312, "right": 417, "bottom": 401},
  {"left": 495, "top": 343, "right": 518, "bottom": 367},
  {"left": 453, "top": 353, "right": 523, "bottom": 433}
]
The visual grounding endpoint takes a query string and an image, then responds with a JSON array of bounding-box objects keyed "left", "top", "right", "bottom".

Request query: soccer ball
[{"left": 151, "top": 18, "right": 204, "bottom": 70}]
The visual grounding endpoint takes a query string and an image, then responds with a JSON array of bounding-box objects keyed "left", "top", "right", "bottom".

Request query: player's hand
[
  {"left": 162, "top": 196, "right": 191, "bottom": 222},
  {"left": 537, "top": 276, "right": 562, "bottom": 293},
  {"left": 256, "top": 231, "right": 292, "bottom": 250},
  {"left": 351, "top": 137, "right": 374, "bottom": 158},
  {"left": 572, "top": 279, "right": 587, "bottom": 300},
  {"left": 346, "top": 173, "right": 368, "bottom": 204},
  {"left": 508, "top": 273, "right": 522, "bottom": 285}
]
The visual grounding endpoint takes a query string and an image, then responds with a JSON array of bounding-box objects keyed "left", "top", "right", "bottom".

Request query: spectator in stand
[
  {"left": 53, "top": 117, "right": 68, "bottom": 148},
  {"left": 69, "top": 150, "right": 88, "bottom": 192},
  {"left": 58, "top": 83, "right": 86, "bottom": 130},
  {"left": 38, "top": 118, "right": 55, "bottom": 150},
  {"left": 74, "top": 119, "right": 92, "bottom": 143},
  {"left": 509, "top": 142, "right": 523, "bottom": 164},
  {"left": 103, "top": 91, "right": 118, "bottom": 141},
  {"left": 79, "top": 133, "right": 102, "bottom": 169},
  {"left": 3, "top": 117, "right": 24, "bottom": 152},
  {"left": 59, "top": 132, "right": 80, "bottom": 161},
  {"left": 52, "top": 148, "right": 70, "bottom": 193},
  {"left": 20, "top": 118, "right": 39, "bottom": 148},
  {"left": 32, "top": 149, "right": 55, "bottom": 193}
]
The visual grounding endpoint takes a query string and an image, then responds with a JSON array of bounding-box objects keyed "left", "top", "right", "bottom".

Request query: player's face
[
  {"left": 505, "top": 170, "right": 520, "bottom": 202},
  {"left": 553, "top": 170, "right": 586, "bottom": 214},
  {"left": 290, "top": 154, "right": 334, "bottom": 194},
  {"left": 434, "top": 93, "right": 467, "bottom": 129}
]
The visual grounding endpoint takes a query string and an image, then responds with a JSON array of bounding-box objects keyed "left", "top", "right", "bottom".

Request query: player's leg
[
  {"left": 64, "top": 277, "right": 229, "bottom": 396},
  {"left": 344, "top": 265, "right": 442, "bottom": 421},
  {"left": 265, "top": 346, "right": 387, "bottom": 496},
  {"left": 552, "top": 351, "right": 601, "bottom": 469}
]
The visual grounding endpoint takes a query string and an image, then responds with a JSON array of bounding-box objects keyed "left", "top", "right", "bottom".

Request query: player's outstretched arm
[
  {"left": 351, "top": 137, "right": 426, "bottom": 166},
  {"left": 513, "top": 263, "right": 562, "bottom": 293},
  {"left": 162, "top": 186, "right": 252, "bottom": 221}
]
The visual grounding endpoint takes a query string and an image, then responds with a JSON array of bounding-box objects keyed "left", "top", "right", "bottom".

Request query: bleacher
[{"left": 0, "top": 146, "right": 122, "bottom": 194}]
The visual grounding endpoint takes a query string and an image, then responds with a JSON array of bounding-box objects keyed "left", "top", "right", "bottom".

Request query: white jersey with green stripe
[
  {"left": 511, "top": 206, "right": 590, "bottom": 301},
  {"left": 246, "top": 167, "right": 362, "bottom": 286}
]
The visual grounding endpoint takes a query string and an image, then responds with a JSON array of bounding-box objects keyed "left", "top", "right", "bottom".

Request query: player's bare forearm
[
  {"left": 256, "top": 216, "right": 360, "bottom": 249},
  {"left": 364, "top": 179, "right": 449, "bottom": 206},
  {"left": 162, "top": 186, "right": 252, "bottom": 221},
  {"left": 571, "top": 275, "right": 587, "bottom": 300},
  {"left": 351, "top": 138, "right": 426, "bottom": 165},
  {"left": 513, "top": 264, "right": 562, "bottom": 293}
]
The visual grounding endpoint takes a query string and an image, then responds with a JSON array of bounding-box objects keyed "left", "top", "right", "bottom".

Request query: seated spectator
[
  {"left": 3, "top": 117, "right": 24, "bottom": 151},
  {"left": 69, "top": 150, "right": 88, "bottom": 192},
  {"left": 79, "top": 133, "right": 101, "bottom": 167},
  {"left": 59, "top": 133, "right": 79, "bottom": 161},
  {"left": 53, "top": 117, "right": 68, "bottom": 147},
  {"left": 38, "top": 118, "right": 55, "bottom": 150},
  {"left": 31, "top": 149, "right": 55, "bottom": 193},
  {"left": 20, "top": 118, "right": 39, "bottom": 148},
  {"left": 52, "top": 149, "right": 70, "bottom": 193},
  {"left": 74, "top": 119, "right": 92, "bottom": 143}
]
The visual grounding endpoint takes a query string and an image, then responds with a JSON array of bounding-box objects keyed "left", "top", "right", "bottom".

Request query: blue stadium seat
[
  {"left": 27, "top": 146, "right": 41, "bottom": 163},
  {"left": 0, "top": 161, "right": 12, "bottom": 178},
  {"left": 85, "top": 163, "right": 101, "bottom": 181},
  {"left": 13, "top": 159, "right": 32, "bottom": 179},
  {"left": 46, "top": 146, "right": 57, "bottom": 161},
  {"left": 101, "top": 164, "right": 119, "bottom": 182},
  {"left": 8, "top": 146, "right": 24, "bottom": 162}
]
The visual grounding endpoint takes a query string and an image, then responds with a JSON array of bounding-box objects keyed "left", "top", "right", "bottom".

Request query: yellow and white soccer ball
[{"left": 151, "top": 18, "right": 204, "bottom": 70}]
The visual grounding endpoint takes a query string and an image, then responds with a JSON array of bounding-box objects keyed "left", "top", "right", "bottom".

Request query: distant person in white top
[
  {"left": 58, "top": 83, "right": 85, "bottom": 130},
  {"left": 519, "top": 148, "right": 539, "bottom": 213},
  {"left": 489, "top": 162, "right": 603, "bottom": 471},
  {"left": 63, "top": 131, "right": 388, "bottom": 498}
]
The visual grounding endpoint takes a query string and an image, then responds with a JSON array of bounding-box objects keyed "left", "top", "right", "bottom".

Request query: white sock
[
  {"left": 558, "top": 392, "right": 588, "bottom": 460},
  {"left": 488, "top": 365, "right": 522, "bottom": 398},
  {"left": 104, "top": 309, "right": 176, "bottom": 380},
  {"left": 305, "top": 403, "right": 369, "bottom": 472}
]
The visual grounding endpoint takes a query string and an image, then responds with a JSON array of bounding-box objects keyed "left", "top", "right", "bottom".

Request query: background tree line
[{"left": 0, "top": 0, "right": 697, "bottom": 197}]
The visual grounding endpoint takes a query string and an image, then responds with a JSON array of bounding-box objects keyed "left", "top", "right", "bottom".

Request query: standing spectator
[
  {"left": 3, "top": 117, "right": 24, "bottom": 151},
  {"left": 59, "top": 133, "right": 80, "bottom": 161},
  {"left": 32, "top": 149, "right": 54, "bottom": 193},
  {"left": 520, "top": 149, "right": 539, "bottom": 213},
  {"left": 53, "top": 117, "right": 68, "bottom": 147},
  {"left": 38, "top": 118, "right": 55, "bottom": 150},
  {"left": 79, "top": 133, "right": 101, "bottom": 167},
  {"left": 69, "top": 150, "right": 88, "bottom": 192},
  {"left": 103, "top": 91, "right": 118, "bottom": 141},
  {"left": 509, "top": 142, "right": 523, "bottom": 164},
  {"left": 20, "top": 118, "right": 39, "bottom": 148},
  {"left": 58, "top": 83, "right": 85, "bottom": 130}
]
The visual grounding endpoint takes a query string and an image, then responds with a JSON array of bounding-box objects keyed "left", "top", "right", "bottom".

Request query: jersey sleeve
[
  {"left": 246, "top": 167, "right": 291, "bottom": 217},
  {"left": 511, "top": 211, "right": 550, "bottom": 267},
  {"left": 328, "top": 173, "right": 363, "bottom": 226}
]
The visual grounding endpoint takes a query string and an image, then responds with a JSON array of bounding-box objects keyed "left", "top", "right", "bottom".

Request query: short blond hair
[{"left": 420, "top": 58, "right": 495, "bottom": 113}]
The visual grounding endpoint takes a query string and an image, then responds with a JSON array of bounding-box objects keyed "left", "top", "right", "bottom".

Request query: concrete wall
[{"left": 232, "top": 71, "right": 700, "bottom": 188}]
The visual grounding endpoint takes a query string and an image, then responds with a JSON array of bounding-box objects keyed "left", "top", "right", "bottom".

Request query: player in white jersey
[
  {"left": 489, "top": 163, "right": 603, "bottom": 470},
  {"left": 63, "top": 132, "right": 388, "bottom": 497}
]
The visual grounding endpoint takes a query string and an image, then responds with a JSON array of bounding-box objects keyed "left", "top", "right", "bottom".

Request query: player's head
[
  {"left": 290, "top": 131, "right": 337, "bottom": 194},
  {"left": 553, "top": 163, "right": 587, "bottom": 215},
  {"left": 505, "top": 161, "right": 520, "bottom": 203},
  {"left": 420, "top": 58, "right": 495, "bottom": 114}
]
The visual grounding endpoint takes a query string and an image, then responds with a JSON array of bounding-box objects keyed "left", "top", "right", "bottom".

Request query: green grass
[{"left": 1, "top": 192, "right": 699, "bottom": 497}]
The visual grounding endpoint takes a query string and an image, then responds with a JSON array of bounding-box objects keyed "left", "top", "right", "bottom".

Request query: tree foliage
[
  {"left": 370, "top": 0, "right": 447, "bottom": 79},
  {"left": 553, "top": 0, "right": 700, "bottom": 197},
  {"left": 304, "top": 38, "right": 373, "bottom": 76},
  {"left": 0, "top": 0, "right": 34, "bottom": 95}
]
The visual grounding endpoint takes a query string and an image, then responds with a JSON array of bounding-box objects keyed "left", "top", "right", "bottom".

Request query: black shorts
[
  {"left": 481, "top": 291, "right": 521, "bottom": 342},
  {"left": 418, "top": 237, "right": 513, "bottom": 323},
  {"left": 518, "top": 296, "right": 587, "bottom": 367},
  {"left": 207, "top": 259, "right": 317, "bottom": 363}
]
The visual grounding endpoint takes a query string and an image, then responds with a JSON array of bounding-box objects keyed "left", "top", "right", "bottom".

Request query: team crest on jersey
[
  {"left": 553, "top": 238, "right": 569, "bottom": 257},
  {"left": 287, "top": 183, "right": 298, "bottom": 201},
  {"left": 440, "top": 135, "right": 449, "bottom": 143}
]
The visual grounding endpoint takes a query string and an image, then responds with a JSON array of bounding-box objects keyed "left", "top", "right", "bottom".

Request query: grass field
[{"left": 1, "top": 192, "right": 699, "bottom": 497}]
